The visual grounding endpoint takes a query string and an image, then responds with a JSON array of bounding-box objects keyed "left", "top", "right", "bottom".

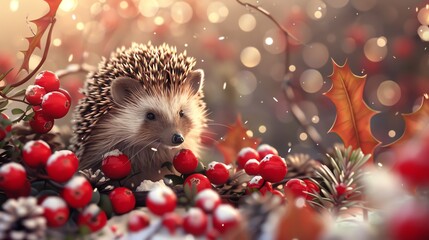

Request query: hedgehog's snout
[{"left": 172, "top": 133, "right": 184, "bottom": 145}]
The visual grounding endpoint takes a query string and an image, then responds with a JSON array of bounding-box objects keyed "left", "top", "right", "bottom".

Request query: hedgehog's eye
[
  {"left": 146, "top": 112, "right": 156, "bottom": 120},
  {"left": 179, "top": 110, "right": 185, "bottom": 118}
]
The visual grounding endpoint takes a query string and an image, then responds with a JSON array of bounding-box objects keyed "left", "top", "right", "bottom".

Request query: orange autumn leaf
[
  {"left": 215, "top": 115, "right": 261, "bottom": 165},
  {"left": 324, "top": 60, "right": 380, "bottom": 163},
  {"left": 19, "top": 0, "right": 62, "bottom": 72},
  {"left": 394, "top": 95, "right": 429, "bottom": 145},
  {"left": 276, "top": 195, "right": 325, "bottom": 240}
]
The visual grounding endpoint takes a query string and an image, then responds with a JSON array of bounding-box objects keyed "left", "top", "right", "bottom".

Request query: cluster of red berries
[
  {"left": 0, "top": 113, "right": 12, "bottom": 141},
  {"left": 172, "top": 149, "right": 231, "bottom": 198},
  {"left": 25, "top": 71, "right": 71, "bottom": 133},
  {"left": 128, "top": 187, "right": 240, "bottom": 238}
]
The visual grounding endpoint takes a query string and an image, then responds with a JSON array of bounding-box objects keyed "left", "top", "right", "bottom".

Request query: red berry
[
  {"left": 247, "top": 176, "right": 264, "bottom": 194},
  {"left": 62, "top": 176, "right": 93, "bottom": 208},
  {"left": 25, "top": 85, "right": 46, "bottom": 105},
  {"left": 271, "top": 189, "right": 285, "bottom": 199},
  {"left": 41, "top": 196, "right": 70, "bottom": 227},
  {"left": 237, "top": 147, "right": 259, "bottom": 169},
  {"left": 29, "top": 110, "right": 54, "bottom": 134},
  {"left": 303, "top": 179, "right": 320, "bottom": 199},
  {"left": 101, "top": 150, "right": 131, "bottom": 180},
  {"left": 22, "top": 140, "right": 51, "bottom": 168},
  {"left": 393, "top": 141, "right": 429, "bottom": 186},
  {"left": 387, "top": 201, "right": 429, "bottom": 240},
  {"left": 5, "top": 180, "right": 31, "bottom": 198},
  {"left": 78, "top": 204, "right": 108, "bottom": 233},
  {"left": 183, "top": 207, "right": 208, "bottom": 236},
  {"left": 259, "top": 181, "right": 273, "bottom": 195},
  {"left": 162, "top": 212, "right": 183, "bottom": 234},
  {"left": 285, "top": 179, "right": 308, "bottom": 198},
  {"left": 195, "top": 189, "right": 221, "bottom": 213},
  {"left": 259, "top": 154, "right": 287, "bottom": 183},
  {"left": 0, "top": 162, "right": 27, "bottom": 192},
  {"left": 57, "top": 88, "right": 72, "bottom": 104},
  {"left": 212, "top": 204, "right": 240, "bottom": 234},
  {"left": 46, "top": 150, "right": 79, "bottom": 183},
  {"left": 128, "top": 212, "right": 150, "bottom": 232},
  {"left": 335, "top": 183, "right": 347, "bottom": 196},
  {"left": 41, "top": 91, "right": 70, "bottom": 119},
  {"left": 34, "top": 71, "right": 60, "bottom": 92},
  {"left": 244, "top": 159, "right": 260, "bottom": 175},
  {"left": 146, "top": 186, "right": 177, "bottom": 216},
  {"left": 257, "top": 144, "right": 279, "bottom": 159},
  {"left": 109, "top": 187, "right": 135, "bottom": 215},
  {"left": 0, "top": 113, "right": 12, "bottom": 140},
  {"left": 184, "top": 173, "right": 212, "bottom": 198},
  {"left": 173, "top": 149, "right": 198, "bottom": 174},
  {"left": 206, "top": 161, "right": 229, "bottom": 185}
]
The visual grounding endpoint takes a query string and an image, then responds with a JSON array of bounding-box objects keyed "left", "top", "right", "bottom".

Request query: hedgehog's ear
[
  {"left": 111, "top": 77, "right": 142, "bottom": 104},
  {"left": 186, "top": 69, "right": 204, "bottom": 95}
]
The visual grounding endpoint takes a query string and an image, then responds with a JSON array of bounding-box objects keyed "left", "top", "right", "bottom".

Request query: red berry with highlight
[
  {"left": 244, "top": 159, "right": 260, "bottom": 175},
  {"left": 259, "top": 154, "right": 287, "bottom": 183},
  {"left": 128, "top": 212, "right": 150, "bottom": 232},
  {"left": 22, "top": 140, "right": 51, "bottom": 168},
  {"left": 78, "top": 204, "right": 107, "bottom": 232},
  {"left": 195, "top": 189, "right": 221, "bottom": 213},
  {"left": 109, "top": 187, "right": 135, "bottom": 215},
  {"left": 173, "top": 149, "right": 198, "bottom": 174},
  {"left": 29, "top": 110, "right": 54, "bottom": 134},
  {"left": 237, "top": 147, "right": 259, "bottom": 169},
  {"left": 0, "top": 113, "right": 12, "bottom": 140},
  {"left": 146, "top": 186, "right": 177, "bottom": 216},
  {"left": 206, "top": 161, "right": 229, "bottom": 185},
  {"left": 41, "top": 196, "right": 70, "bottom": 228},
  {"left": 184, "top": 173, "right": 212, "bottom": 197},
  {"left": 35, "top": 71, "right": 60, "bottom": 92},
  {"left": 257, "top": 144, "right": 279, "bottom": 159},
  {"left": 183, "top": 208, "right": 208, "bottom": 236},
  {"left": 46, "top": 150, "right": 78, "bottom": 183},
  {"left": 0, "top": 163, "right": 27, "bottom": 192},
  {"left": 101, "top": 150, "right": 131, "bottom": 180},
  {"left": 162, "top": 212, "right": 183, "bottom": 234},
  {"left": 25, "top": 85, "right": 46, "bottom": 105},
  {"left": 62, "top": 176, "right": 93, "bottom": 208},
  {"left": 213, "top": 204, "right": 240, "bottom": 234},
  {"left": 57, "top": 88, "right": 72, "bottom": 104},
  {"left": 285, "top": 178, "right": 308, "bottom": 198},
  {"left": 335, "top": 183, "right": 347, "bottom": 196},
  {"left": 41, "top": 91, "right": 70, "bottom": 119}
]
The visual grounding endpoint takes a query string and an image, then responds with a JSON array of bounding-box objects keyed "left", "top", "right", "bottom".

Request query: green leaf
[
  {"left": 23, "top": 112, "right": 35, "bottom": 121},
  {"left": 164, "top": 174, "right": 184, "bottom": 185},
  {"left": 10, "top": 89, "right": 26, "bottom": 98},
  {"left": 0, "top": 100, "right": 9, "bottom": 110},
  {"left": 11, "top": 108, "right": 24, "bottom": 115}
]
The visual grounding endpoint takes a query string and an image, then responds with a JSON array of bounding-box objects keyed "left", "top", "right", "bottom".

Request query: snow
[
  {"left": 249, "top": 176, "right": 263, "bottom": 185},
  {"left": 41, "top": 196, "right": 66, "bottom": 211},
  {"left": 42, "top": 92, "right": 54, "bottom": 103},
  {"left": 25, "top": 85, "right": 37, "bottom": 96},
  {"left": 244, "top": 159, "right": 259, "bottom": 166},
  {"left": 207, "top": 161, "right": 218, "bottom": 170},
  {"left": 47, "top": 150, "right": 73, "bottom": 166},
  {"left": 238, "top": 147, "right": 255, "bottom": 157},
  {"left": 186, "top": 208, "right": 205, "bottom": 226},
  {"left": 214, "top": 204, "right": 239, "bottom": 222},
  {"left": 260, "top": 154, "right": 274, "bottom": 163},
  {"left": 0, "top": 162, "right": 25, "bottom": 174},
  {"left": 83, "top": 204, "right": 101, "bottom": 216},
  {"left": 136, "top": 179, "right": 166, "bottom": 192},
  {"left": 147, "top": 186, "right": 174, "bottom": 205},
  {"left": 23, "top": 140, "right": 49, "bottom": 153},
  {"left": 102, "top": 149, "right": 123, "bottom": 158},
  {"left": 195, "top": 189, "right": 220, "bottom": 211},
  {"left": 65, "top": 176, "right": 87, "bottom": 189},
  {"left": 257, "top": 144, "right": 273, "bottom": 152}
]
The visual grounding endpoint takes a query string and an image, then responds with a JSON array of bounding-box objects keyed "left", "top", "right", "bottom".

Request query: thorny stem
[
  {"left": 0, "top": 18, "right": 57, "bottom": 90},
  {"left": 236, "top": 0, "right": 329, "bottom": 157}
]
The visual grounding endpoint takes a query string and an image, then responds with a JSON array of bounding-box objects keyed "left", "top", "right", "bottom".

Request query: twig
[
  {"left": 1, "top": 18, "right": 57, "bottom": 90},
  {"left": 56, "top": 63, "right": 96, "bottom": 78},
  {"left": 0, "top": 92, "right": 28, "bottom": 105}
]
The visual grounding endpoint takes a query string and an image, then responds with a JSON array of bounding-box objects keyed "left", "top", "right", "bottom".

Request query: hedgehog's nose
[{"left": 172, "top": 133, "right": 184, "bottom": 145}]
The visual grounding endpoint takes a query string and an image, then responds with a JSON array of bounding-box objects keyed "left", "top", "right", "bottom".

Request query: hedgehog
[{"left": 70, "top": 43, "right": 208, "bottom": 185}]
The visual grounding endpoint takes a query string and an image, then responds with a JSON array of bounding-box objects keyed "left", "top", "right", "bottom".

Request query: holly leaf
[
  {"left": 324, "top": 60, "right": 380, "bottom": 163},
  {"left": 393, "top": 95, "right": 429, "bottom": 145},
  {"left": 19, "top": 0, "right": 62, "bottom": 72},
  {"left": 215, "top": 115, "right": 261, "bottom": 165},
  {"left": 276, "top": 194, "right": 325, "bottom": 240}
]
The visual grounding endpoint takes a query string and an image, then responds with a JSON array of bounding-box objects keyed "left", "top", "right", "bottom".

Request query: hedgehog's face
[{"left": 110, "top": 70, "right": 205, "bottom": 151}]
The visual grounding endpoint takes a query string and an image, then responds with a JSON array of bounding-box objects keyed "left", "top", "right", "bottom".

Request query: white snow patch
[
  {"left": 238, "top": 147, "right": 256, "bottom": 157},
  {"left": 244, "top": 159, "right": 259, "bottom": 166},
  {"left": 136, "top": 180, "right": 166, "bottom": 192},
  {"left": 41, "top": 92, "right": 55, "bottom": 104},
  {"left": 207, "top": 161, "right": 219, "bottom": 170},
  {"left": 257, "top": 144, "right": 277, "bottom": 153},
  {"left": 0, "top": 162, "right": 25, "bottom": 174},
  {"left": 65, "top": 176, "right": 87, "bottom": 189},
  {"left": 102, "top": 149, "right": 123, "bottom": 158},
  {"left": 47, "top": 150, "right": 74, "bottom": 166},
  {"left": 260, "top": 154, "right": 274, "bottom": 163},
  {"left": 23, "top": 140, "right": 50, "bottom": 153},
  {"left": 83, "top": 203, "right": 101, "bottom": 216},
  {"left": 249, "top": 176, "right": 263, "bottom": 185},
  {"left": 147, "top": 186, "right": 174, "bottom": 205},
  {"left": 41, "top": 196, "right": 67, "bottom": 211},
  {"left": 186, "top": 208, "right": 205, "bottom": 226},
  {"left": 196, "top": 189, "right": 220, "bottom": 212},
  {"left": 214, "top": 204, "right": 239, "bottom": 222}
]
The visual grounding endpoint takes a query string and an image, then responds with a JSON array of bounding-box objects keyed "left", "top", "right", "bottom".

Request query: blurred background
[{"left": 0, "top": 0, "right": 428, "bottom": 162}]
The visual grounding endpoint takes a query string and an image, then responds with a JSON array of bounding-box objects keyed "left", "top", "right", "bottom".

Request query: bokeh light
[
  {"left": 240, "top": 47, "right": 261, "bottom": 68},
  {"left": 325, "top": 0, "right": 349, "bottom": 9},
  {"left": 231, "top": 70, "right": 258, "bottom": 95},
  {"left": 417, "top": 25, "right": 429, "bottom": 42},
  {"left": 417, "top": 5, "right": 429, "bottom": 25},
  {"left": 238, "top": 13, "right": 256, "bottom": 32},
  {"left": 306, "top": 0, "right": 327, "bottom": 20},
  {"left": 351, "top": 0, "right": 377, "bottom": 11},
  {"left": 207, "top": 1, "right": 229, "bottom": 23},
  {"left": 171, "top": 1, "right": 193, "bottom": 24},
  {"left": 303, "top": 43, "right": 329, "bottom": 68},
  {"left": 138, "top": 0, "right": 159, "bottom": 18},
  {"left": 60, "top": 0, "right": 78, "bottom": 12},
  {"left": 377, "top": 80, "right": 401, "bottom": 106},
  {"left": 300, "top": 69, "right": 324, "bottom": 93},
  {"left": 364, "top": 38, "right": 388, "bottom": 62},
  {"left": 9, "top": 0, "right": 19, "bottom": 12}
]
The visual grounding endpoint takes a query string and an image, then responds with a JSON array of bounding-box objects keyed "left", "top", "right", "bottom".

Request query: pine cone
[
  {"left": 285, "top": 153, "right": 320, "bottom": 178},
  {"left": 13, "top": 122, "right": 65, "bottom": 152},
  {"left": 215, "top": 170, "right": 251, "bottom": 205},
  {"left": 0, "top": 197, "right": 46, "bottom": 240}
]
